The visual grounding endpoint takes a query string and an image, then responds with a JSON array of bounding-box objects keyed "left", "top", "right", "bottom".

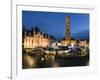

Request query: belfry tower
[{"left": 66, "top": 16, "right": 71, "bottom": 46}]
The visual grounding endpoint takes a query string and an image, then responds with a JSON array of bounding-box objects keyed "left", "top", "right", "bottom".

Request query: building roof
[{"left": 23, "top": 26, "right": 54, "bottom": 39}]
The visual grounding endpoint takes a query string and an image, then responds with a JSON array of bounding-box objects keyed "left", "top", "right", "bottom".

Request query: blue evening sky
[{"left": 22, "top": 11, "right": 89, "bottom": 39}]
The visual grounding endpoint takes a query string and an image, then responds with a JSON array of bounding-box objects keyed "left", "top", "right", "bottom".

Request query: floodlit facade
[
  {"left": 22, "top": 27, "right": 89, "bottom": 53},
  {"left": 23, "top": 27, "right": 53, "bottom": 50},
  {"left": 60, "top": 39, "right": 77, "bottom": 46}
]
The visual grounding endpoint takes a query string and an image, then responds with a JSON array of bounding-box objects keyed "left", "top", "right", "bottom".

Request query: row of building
[
  {"left": 22, "top": 27, "right": 89, "bottom": 52},
  {"left": 22, "top": 27, "right": 54, "bottom": 49}
]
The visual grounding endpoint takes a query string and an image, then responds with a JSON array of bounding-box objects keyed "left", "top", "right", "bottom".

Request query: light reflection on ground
[{"left": 22, "top": 53, "right": 89, "bottom": 69}]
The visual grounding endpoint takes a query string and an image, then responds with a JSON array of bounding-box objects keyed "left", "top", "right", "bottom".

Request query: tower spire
[{"left": 66, "top": 16, "right": 71, "bottom": 46}]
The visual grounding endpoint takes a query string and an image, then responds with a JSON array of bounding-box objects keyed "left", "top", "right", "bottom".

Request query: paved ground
[{"left": 22, "top": 54, "right": 89, "bottom": 69}]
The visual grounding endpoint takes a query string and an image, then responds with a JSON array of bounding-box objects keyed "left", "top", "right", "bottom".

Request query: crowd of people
[{"left": 67, "top": 42, "right": 89, "bottom": 56}]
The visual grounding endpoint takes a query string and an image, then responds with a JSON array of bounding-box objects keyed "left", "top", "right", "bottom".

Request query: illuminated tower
[{"left": 66, "top": 16, "right": 71, "bottom": 46}]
